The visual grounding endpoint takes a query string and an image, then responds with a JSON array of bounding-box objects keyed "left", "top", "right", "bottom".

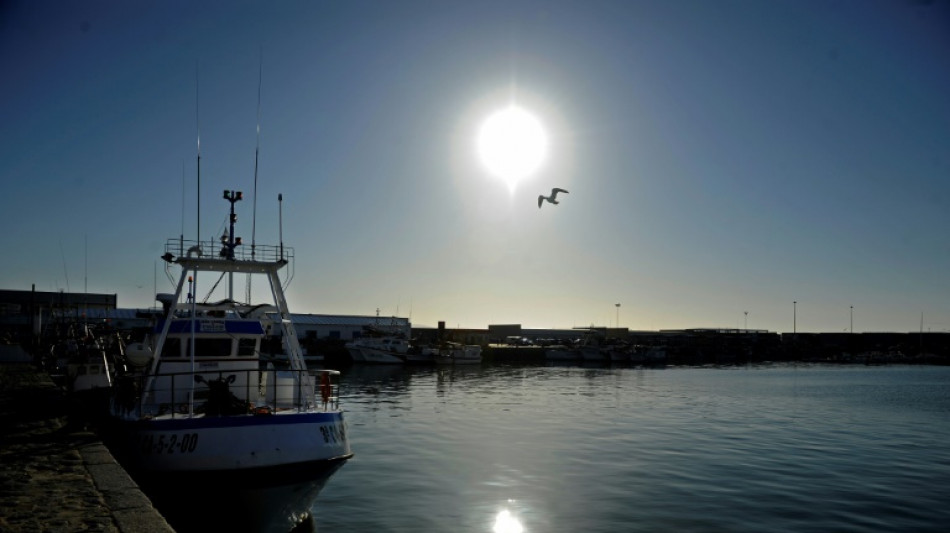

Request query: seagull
[{"left": 538, "top": 188, "right": 569, "bottom": 208}]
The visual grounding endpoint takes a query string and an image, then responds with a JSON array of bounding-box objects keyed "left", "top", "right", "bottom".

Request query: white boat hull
[
  {"left": 112, "top": 410, "right": 351, "bottom": 475},
  {"left": 356, "top": 347, "right": 406, "bottom": 364}
]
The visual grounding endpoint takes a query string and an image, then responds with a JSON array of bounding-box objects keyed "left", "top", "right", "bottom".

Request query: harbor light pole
[
  {"left": 615, "top": 303, "right": 621, "bottom": 328},
  {"left": 793, "top": 301, "right": 797, "bottom": 335},
  {"left": 744, "top": 311, "right": 748, "bottom": 330},
  {"left": 850, "top": 305, "right": 853, "bottom": 334}
]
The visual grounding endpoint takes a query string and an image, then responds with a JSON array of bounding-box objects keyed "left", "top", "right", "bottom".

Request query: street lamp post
[
  {"left": 793, "top": 301, "right": 797, "bottom": 335},
  {"left": 615, "top": 303, "right": 621, "bottom": 328},
  {"left": 744, "top": 311, "right": 748, "bottom": 330},
  {"left": 850, "top": 305, "right": 853, "bottom": 334}
]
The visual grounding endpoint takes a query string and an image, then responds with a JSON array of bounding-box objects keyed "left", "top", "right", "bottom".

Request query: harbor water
[{"left": 304, "top": 363, "right": 950, "bottom": 532}]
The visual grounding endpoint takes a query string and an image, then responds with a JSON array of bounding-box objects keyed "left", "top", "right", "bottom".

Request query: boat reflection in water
[{"left": 138, "top": 461, "right": 346, "bottom": 532}]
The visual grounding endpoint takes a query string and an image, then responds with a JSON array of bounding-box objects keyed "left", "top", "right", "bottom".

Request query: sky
[{"left": 2, "top": 0, "right": 949, "bottom": 334}]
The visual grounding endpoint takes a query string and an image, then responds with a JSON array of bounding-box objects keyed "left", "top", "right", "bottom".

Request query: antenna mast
[
  {"left": 192, "top": 62, "right": 200, "bottom": 396},
  {"left": 180, "top": 160, "right": 186, "bottom": 256},
  {"left": 252, "top": 47, "right": 262, "bottom": 259},
  {"left": 247, "top": 48, "right": 263, "bottom": 304},
  {"left": 195, "top": 62, "right": 201, "bottom": 247},
  {"left": 278, "top": 193, "right": 284, "bottom": 260}
]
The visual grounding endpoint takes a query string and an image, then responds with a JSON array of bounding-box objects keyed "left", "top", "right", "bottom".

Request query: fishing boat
[
  {"left": 61, "top": 324, "right": 117, "bottom": 394},
  {"left": 403, "top": 345, "right": 436, "bottom": 365},
  {"left": 545, "top": 345, "right": 580, "bottom": 362},
  {"left": 432, "top": 342, "right": 483, "bottom": 365},
  {"left": 345, "top": 322, "right": 412, "bottom": 364},
  {"left": 345, "top": 335, "right": 410, "bottom": 364},
  {"left": 107, "top": 190, "right": 352, "bottom": 482},
  {"left": 575, "top": 329, "right": 608, "bottom": 362}
]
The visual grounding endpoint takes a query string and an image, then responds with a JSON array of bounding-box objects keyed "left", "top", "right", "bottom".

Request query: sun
[{"left": 477, "top": 105, "right": 548, "bottom": 189}]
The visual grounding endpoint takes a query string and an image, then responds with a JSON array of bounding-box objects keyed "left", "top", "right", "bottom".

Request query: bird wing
[
  {"left": 553, "top": 188, "right": 569, "bottom": 195},
  {"left": 538, "top": 195, "right": 544, "bottom": 208}
]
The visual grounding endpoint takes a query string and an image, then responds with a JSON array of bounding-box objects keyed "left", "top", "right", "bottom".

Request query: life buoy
[{"left": 320, "top": 373, "right": 331, "bottom": 404}]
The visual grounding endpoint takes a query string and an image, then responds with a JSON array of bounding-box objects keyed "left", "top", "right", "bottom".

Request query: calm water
[{"left": 303, "top": 363, "right": 950, "bottom": 533}]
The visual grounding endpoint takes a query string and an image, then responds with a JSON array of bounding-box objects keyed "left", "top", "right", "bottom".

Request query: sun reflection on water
[{"left": 493, "top": 508, "right": 524, "bottom": 533}]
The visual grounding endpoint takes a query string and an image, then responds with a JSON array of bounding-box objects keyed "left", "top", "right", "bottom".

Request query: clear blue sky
[{"left": 2, "top": 0, "right": 948, "bottom": 333}]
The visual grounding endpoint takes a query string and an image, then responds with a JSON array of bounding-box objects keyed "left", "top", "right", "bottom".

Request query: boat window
[
  {"left": 161, "top": 338, "right": 182, "bottom": 358},
  {"left": 237, "top": 338, "right": 257, "bottom": 356},
  {"left": 186, "top": 338, "right": 233, "bottom": 358}
]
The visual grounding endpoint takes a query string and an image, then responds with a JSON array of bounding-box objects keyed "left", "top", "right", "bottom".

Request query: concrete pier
[{"left": 0, "top": 361, "right": 174, "bottom": 533}]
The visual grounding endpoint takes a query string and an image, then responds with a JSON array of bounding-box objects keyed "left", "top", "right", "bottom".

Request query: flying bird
[{"left": 538, "top": 188, "right": 569, "bottom": 208}]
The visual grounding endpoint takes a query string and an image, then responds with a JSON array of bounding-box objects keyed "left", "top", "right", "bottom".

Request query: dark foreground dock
[{"left": 0, "top": 361, "right": 173, "bottom": 533}]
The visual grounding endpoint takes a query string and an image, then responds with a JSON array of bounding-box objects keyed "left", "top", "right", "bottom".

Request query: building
[
  {"left": 0, "top": 288, "right": 119, "bottom": 339},
  {"left": 292, "top": 314, "right": 411, "bottom": 342}
]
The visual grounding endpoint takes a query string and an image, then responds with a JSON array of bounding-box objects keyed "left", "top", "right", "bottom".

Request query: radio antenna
[
  {"left": 59, "top": 240, "right": 70, "bottom": 294},
  {"left": 245, "top": 48, "right": 264, "bottom": 304},
  {"left": 252, "top": 47, "right": 262, "bottom": 259},
  {"left": 278, "top": 193, "right": 284, "bottom": 260},
  {"left": 193, "top": 60, "right": 201, "bottom": 352},
  {"left": 195, "top": 61, "right": 202, "bottom": 247},
  {"left": 180, "top": 160, "right": 186, "bottom": 255}
]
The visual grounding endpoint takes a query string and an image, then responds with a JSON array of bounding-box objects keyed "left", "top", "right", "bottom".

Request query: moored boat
[
  {"left": 606, "top": 347, "right": 630, "bottom": 363},
  {"left": 107, "top": 190, "right": 352, "bottom": 482},
  {"left": 404, "top": 346, "right": 436, "bottom": 365},
  {"left": 62, "top": 325, "right": 117, "bottom": 393},
  {"left": 578, "top": 344, "right": 608, "bottom": 362},
  {"left": 432, "top": 342, "right": 483, "bottom": 365},
  {"left": 545, "top": 346, "right": 580, "bottom": 362},
  {"left": 345, "top": 334, "right": 410, "bottom": 364}
]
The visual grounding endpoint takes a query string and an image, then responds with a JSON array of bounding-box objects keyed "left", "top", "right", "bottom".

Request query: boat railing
[
  {"left": 165, "top": 238, "right": 294, "bottom": 264},
  {"left": 113, "top": 368, "right": 340, "bottom": 419}
]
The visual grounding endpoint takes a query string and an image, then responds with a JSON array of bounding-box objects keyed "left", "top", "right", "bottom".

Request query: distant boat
[
  {"left": 576, "top": 330, "right": 608, "bottom": 362},
  {"left": 67, "top": 350, "right": 114, "bottom": 393},
  {"left": 644, "top": 346, "right": 667, "bottom": 364},
  {"left": 61, "top": 324, "right": 117, "bottom": 394},
  {"left": 545, "top": 346, "right": 580, "bottom": 362},
  {"left": 432, "top": 342, "right": 482, "bottom": 365},
  {"left": 346, "top": 332, "right": 411, "bottom": 364},
  {"left": 107, "top": 189, "right": 352, "bottom": 482},
  {"left": 404, "top": 346, "right": 436, "bottom": 365},
  {"left": 606, "top": 345, "right": 630, "bottom": 363},
  {"left": 578, "top": 344, "right": 608, "bottom": 362}
]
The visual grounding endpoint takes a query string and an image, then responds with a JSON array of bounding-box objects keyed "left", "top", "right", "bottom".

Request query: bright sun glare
[
  {"left": 477, "top": 105, "right": 548, "bottom": 189},
  {"left": 492, "top": 509, "right": 524, "bottom": 533}
]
